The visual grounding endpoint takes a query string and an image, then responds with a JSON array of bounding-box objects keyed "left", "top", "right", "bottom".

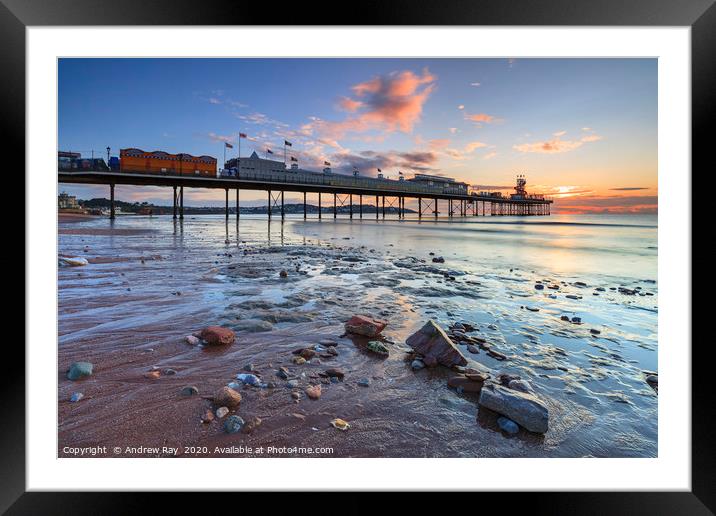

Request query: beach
[{"left": 58, "top": 213, "right": 658, "bottom": 458}]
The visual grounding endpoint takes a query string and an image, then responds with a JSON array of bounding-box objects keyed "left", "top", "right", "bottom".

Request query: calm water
[{"left": 58, "top": 212, "right": 658, "bottom": 457}]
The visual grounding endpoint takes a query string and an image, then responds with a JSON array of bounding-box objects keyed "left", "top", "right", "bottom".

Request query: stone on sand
[
  {"left": 406, "top": 320, "right": 468, "bottom": 368},
  {"left": 345, "top": 315, "right": 387, "bottom": 338},
  {"left": 478, "top": 383, "right": 549, "bottom": 434},
  {"left": 213, "top": 386, "right": 242, "bottom": 408},
  {"left": 199, "top": 326, "right": 235, "bottom": 346}
]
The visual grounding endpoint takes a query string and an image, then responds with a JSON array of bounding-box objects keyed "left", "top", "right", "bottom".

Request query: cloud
[
  {"left": 458, "top": 105, "right": 465, "bottom": 110},
  {"left": 308, "top": 68, "right": 436, "bottom": 141},
  {"left": 470, "top": 82, "right": 481, "bottom": 87},
  {"left": 513, "top": 133, "right": 603, "bottom": 154},
  {"left": 465, "top": 113, "right": 496, "bottom": 124},
  {"left": 609, "top": 187, "right": 650, "bottom": 191},
  {"left": 328, "top": 148, "right": 440, "bottom": 175},
  {"left": 449, "top": 127, "right": 458, "bottom": 134},
  {"left": 464, "top": 141, "right": 488, "bottom": 152},
  {"left": 483, "top": 151, "right": 497, "bottom": 160},
  {"left": 208, "top": 97, "right": 222, "bottom": 105},
  {"left": 553, "top": 130, "right": 566, "bottom": 137},
  {"left": 207, "top": 132, "right": 235, "bottom": 144}
]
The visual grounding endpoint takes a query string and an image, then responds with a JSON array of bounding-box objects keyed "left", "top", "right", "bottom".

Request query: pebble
[
  {"left": 244, "top": 363, "right": 256, "bottom": 372},
  {"left": 162, "top": 368, "right": 177, "bottom": 375},
  {"left": 223, "top": 415, "right": 245, "bottom": 434},
  {"left": 144, "top": 370, "right": 161, "bottom": 379},
  {"left": 467, "top": 344, "right": 480, "bottom": 354},
  {"left": 292, "top": 356, "right": 307, "bottom": 365},
  {"left": 277, "top": 367, "right": 291, "bottom": 379},
  {"left": 287, "top": 379, "right": 299, "bottom": 388},
  {"left": 201, "top": 410, "right": 215, "bottom": 423},
  {"left": 331, "top": 418, "right": 350, "bottom": 431},
  {"left": 180, "top": 386, "right": 199, "bottom": 396},
  {"left": 214, "top": 386, "right": 242, "bottom": 408},
  {"left": 215, "top": 406, "right": 229, "bottom": 418},
  {"left": 534, "top": 284, "right": 544, "bottom": 290},
  {"left": 67, "top": 361, "right": 93, "bottom": 381},
  {"left": 358, "top": 378, "right": 371, "bottom": 387},
  {"left": 69, "top": 392, "right": 84, "bottom": 403},
  {"left": 324, "top": 368, "right": 345, "bottom": 380},
  {"left": 411, "top": 359, "right": 425, "bottom": 371},
  {"left": 305, "top": 384, "right": 322, "bottom": 400},
  {"left": 367, "top": 340, "right": 389, "bottom": 356},
  {"left": 291, "top": 391, "right": 301, "bottom": 400},
  {"left": 185, "top": 335, "right": 200, "bottom": 346},
  {"left": 571, "top": 316, "right": 582, "bottom": 323},
  {"left": 236, "top": 373, "right": 262, "bottom": 386},
  {"left": 590, "top": 329, "right": 601, "bottom": 335},
  {"left": 279, "top": 270, "right": 288, "bottom": 278},
  {"left": 242, "top": 416, "right": 262, "bottom": 434},
  {"left": 497, "top": 416, "right": 520, "bottom": 435}
]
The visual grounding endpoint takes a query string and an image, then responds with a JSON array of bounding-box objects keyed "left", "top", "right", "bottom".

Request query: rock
[
  {"left": 330, "top": 418, "right": 350, "bottom": 431},
  {"left": 185, "top": 335, "right": 201, "bottom": 346},
  {"left": 69, "top": 392, "right": 84, "bottom": 403},
  {"left": 67, "top": 361, "right": 93, "bottom": 381},
  {"left": 448, "top": 375, "right": 485, "bottom": 393},
  {"left": 242, "top": 416, "right": 262, "bottom": 434},
  {"left": 199, "top": 326, "right": 235, "bottom": 346},
  {"left": 571, "top": 316, "right": 582, "bottom": 323},
  {"left": 279, "top": 270, "right": 288, "bottom": 278},
  {"left": 478, "top": 383, "right": 549, "bottom": 434},
  {"left": 201, "top": 410, "right": 215, "bottom": 423},
  {"left": 305, "top": 384, "right": 322, "bottom": 400},
  {"left": 590, "top": 329, "right": 601, "bottom": 335},
  {"left": 560, "top": 315, "right": 570, "bottom": 322},
  {"left": 367, "top": 340, "right": 389, "bottom": 356},
  {"left": 327, "top": 347, "right": 339, "bottom": 356},
  {"left": 58, "top": 255, "right": 89, "bottom": 267},
  {"left": 292, "top": 356, "right": 306, "bottom": 365},
  {"left": 646, "top": 374, "right": 658, "bottom": 384},
  {"left": 244, "top": 363, "right": 256, "bottom": 372},
  {"left": 144, "top": 370, "right": 161, "bottom": 379},
  {"left": 180, "top": 385, "right": 199, "bottom": 396},
  {"left": 277, "top": 367, "right": 291, "bottom": 379},
  {"left": 432, "top": 256, "right": 445, "bottom": 263},
  {"left": 508, "top": 379, "right": 534, "bottom": 393},
  {"left": 358, "top": 378, "right": 371, "bottom": 387},
  {"left": 411, "top": 359, "right": 425, "bottom": 371},
  {"left": 236, "top": 373, "right": 262, "bottom": 387},
  {"left": 345, "top": 315, "right": 387, "bottom": 338},
  {"left": 467, "top": 344, "right": 480, "bottom": 354},
  {"left": 287, "top": 379, "right": 299, "bottom": 389},
  {"left": 299, "top": 348, "right": 317, "bottom": 360},
  {"left": 216, "top": 406, "right": 229, "bottom": 418},
  {"left": 406, "top": 320, "right": 467, "bottom": 368},
  {"left": 497, "top": 416, "right": 520, "bottom": 435},
  {"left": 320, "top": 339, "right": 338, "bottom": 347},
  {"left": 223, "top": 415, "right": 245, "bottom": 434},
  {"left": 534, "top": 284, "right": 544, "bottom": 290},
  {"left": 324, "top": 368, "right": 345, "bottom": 380},
  {"left": 163, "top": 368, "right": 177, "bottom": 375},
  {"left": 213, "top": 386, "right": 242, "bottom": 408}
]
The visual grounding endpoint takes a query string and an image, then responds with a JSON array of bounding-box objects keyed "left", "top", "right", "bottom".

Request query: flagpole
[{"left": 223, "top": 144, "right": 226, "bottom": 172}]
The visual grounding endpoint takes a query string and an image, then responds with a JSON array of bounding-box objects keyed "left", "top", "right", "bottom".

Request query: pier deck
[{"left": 58, "top": 169, "right": 553, "bottom": 220}]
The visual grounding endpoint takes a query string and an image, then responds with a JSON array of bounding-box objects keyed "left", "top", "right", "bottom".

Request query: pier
[{"left": 58, "top": 167, "right": 552, "bottom": 221}]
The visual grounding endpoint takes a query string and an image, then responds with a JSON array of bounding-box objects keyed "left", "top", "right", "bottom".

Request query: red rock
[
  {"left": 345, "top": 315, "right": 387, "bottom": 338},
  {"left": 406, "top": 320, "right": 468, "bottom": 368},
  {"left": 144, "top": 370, "right": 161, "bottom": 379},
  {"left": 305, "top": 384, "right": 322, "bottom": 400},
  {"left": 201, "top": 410, "right": 215, "bottom": 424},
  {"left": 200, "top": 326, "right": 235, "bottom": 346},
  {"left": 213, "top": 386, "right": 242, "bottom": 408}
]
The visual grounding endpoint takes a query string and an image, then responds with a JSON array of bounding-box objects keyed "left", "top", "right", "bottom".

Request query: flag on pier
[
  {"left": 290, "top": 156, "right": 298, "bottom": 162},
  {"left": 377, "top": 168, "right": 382, "bottom": 173},
  {"left": 239, "top": 133, "right": 247, "bottom": 139},
  {"left": 266, "top": 148, "right": 273, "bottom": 154},
  {"left": 224, "top": 142, "right": 233, "bottom": 149},
  {"left": 324, "top": 161, "right": 330, "bottom": 166},
  {"left": 284, "top": 140, "right": 292, "bottom": 147}
]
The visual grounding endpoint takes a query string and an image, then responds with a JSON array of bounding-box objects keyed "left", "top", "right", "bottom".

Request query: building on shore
[{"left": 58, "top": 191, "right": 80, "bottom": 210}]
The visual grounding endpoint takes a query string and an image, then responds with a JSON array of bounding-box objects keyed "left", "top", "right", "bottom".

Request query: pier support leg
[
  {"left": 434, "top": 198, "right": 438, "bottom": 219},
  {"left": 349, "top": 194, "right": 353, "bottom": 219},
  {"left": 109, "top": 183, "right": 115, "bottom": 220},
  {"left": 375, "top": 195, "right": 379, "bottom": 220},
  {"left": 303, "top": 192, "right": 307, "bottom": 219},
  {"left": 333, "top": 193, "right": 337, "bottom": 219},
  {"left": 179, "top": 186, "right": 184, "bottom": 219},
  {"left": 281, "top": 191, "right": 285, "bottom": 220},
  {"left": 172, "top": 186, "right": 177, "bottom": 219},
  {"left": 268, "top": 190, "right": 272, "bottom": 220},
  {"left": 382, "top": 197, "right": 386, "bottom": 219},
  {"left": 418, "top": 197, "right": 422, "bottom": 219},
  {"left": 359, "top": 195, "right": 363, "bottom": 219},
  {"left": 225, "top": 188, "right": 229, "bottom": 220},
  {"left": 236, "top": 188, "right": 240, "bottom": 220},
  {"left": 318, "top": 193, "right": 322, "bottom": 220}
]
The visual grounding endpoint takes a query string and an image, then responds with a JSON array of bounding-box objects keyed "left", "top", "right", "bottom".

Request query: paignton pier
[{"left": 58, "top": 148, "right": 552, "bottom": 220}]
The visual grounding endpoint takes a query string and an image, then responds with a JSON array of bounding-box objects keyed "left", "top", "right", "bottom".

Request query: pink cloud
[
  {"left": 513, "top": 133, "right": 603, "bottom": 154},
  {"left": 310, "top": 68, "right": 437, "bottom": 140},
  {"left": 465, "top": 113, "right": 496, "bottom": 124}
]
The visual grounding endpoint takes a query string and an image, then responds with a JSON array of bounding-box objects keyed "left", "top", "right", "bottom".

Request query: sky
[{"left": 58, "top": 58, "right": 657, "bottom": 213}]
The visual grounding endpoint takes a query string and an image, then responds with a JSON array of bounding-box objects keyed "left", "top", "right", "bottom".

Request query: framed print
[{"left": 5, "top": 0, "right": 712, "bottom": 511}]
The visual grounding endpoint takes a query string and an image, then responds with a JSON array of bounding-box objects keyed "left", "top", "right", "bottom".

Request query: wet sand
[{"left": 58, "top": 215, "right": 658, "bottom": 458}]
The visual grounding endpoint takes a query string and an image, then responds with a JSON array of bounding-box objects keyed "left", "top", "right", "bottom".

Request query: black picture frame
[{"left": 4, "top": 0, "right": 710, "bottom": 512}]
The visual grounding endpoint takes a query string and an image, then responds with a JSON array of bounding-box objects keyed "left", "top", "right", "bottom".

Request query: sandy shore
[{"left": 57, "top": 216, "right": 658, "bottom": 458}]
